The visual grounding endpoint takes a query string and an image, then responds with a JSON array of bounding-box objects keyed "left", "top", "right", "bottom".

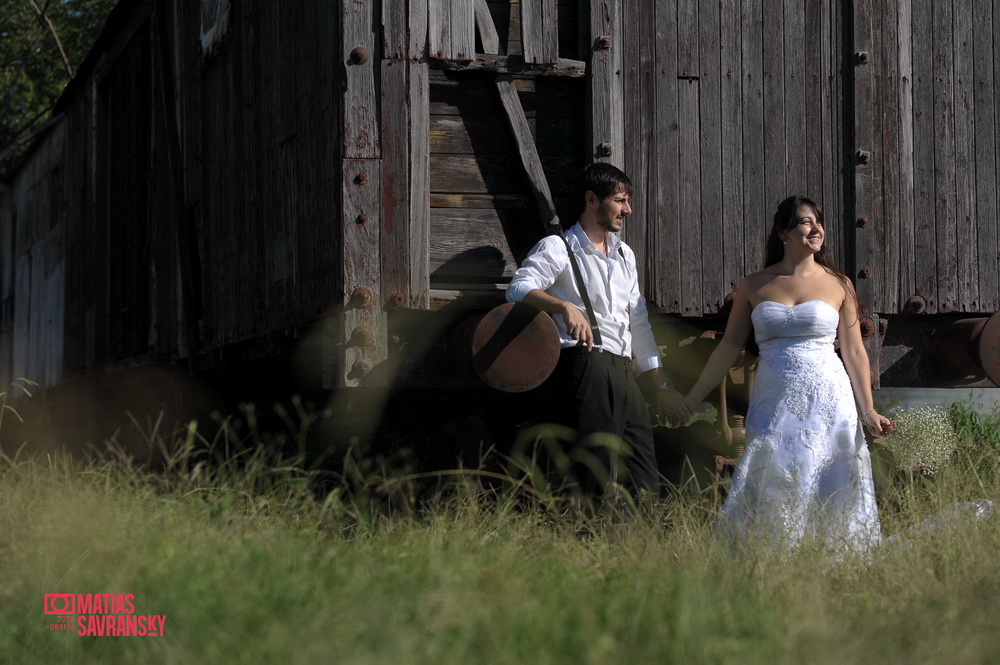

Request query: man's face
[{"left": 593, "top": 185, "right": 632, "bottom": 232}]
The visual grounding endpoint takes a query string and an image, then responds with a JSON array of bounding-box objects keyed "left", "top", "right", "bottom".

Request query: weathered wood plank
[
  {"left": 820, "top": 0, "right": 842, "bottom": 270},
  {"left": 650, "top": 0, "right": 679, "bottom": 310},
  {"left": 381, "top": 60, "right": 412, "bottom": 307},
  {"left": 434, "top": 54, "right": 586, "bottom": 77},
  {"left": 783, "top": 0, "right": 806, "bottom": 197},
  {"left": 677, "top": 0, "right": 698, "bottom": 78},
  {"left": 911, "top": 0, "right": 936, "bottom": 312},
  {"left": 933, "top": 0, "right": 957, "bottom": 312},
  {"left": 410, "top": 62, "right": 431, "bottom": 307},
  {"left": 678, "top": 82, "right": 702, "bottom": 314},
  {"left": 803, "top": 0, "right": 823, "bottom": 204},
  {"left": 429, "top": 207, "right": 523, "bottom": 279},
  {"left": 895, "top": 0, "right": 916, "bottom": 311},
  {"left": 621, "top": 0, "right": 654, "bottom": 283},
  {"left": 382, "top": 0, "right": 406, "bottom": 59},
  {"left": 409, "top": 0, "right": 429, "bottom": 60},
  {"left": 430, "top": 72, "right": 581, "bottom": 117},
  {"left": 343, "top": 0, "right": 380, "bottom": 158},
  {"left": 853, "top": 0, "right": 881, "bottom": 313},
  {"left": 975, "top": 0, "right": 999, "bottom": 310},
  {"left": 720, "top": 0, "right": 745, "bottom": 298},
  {"left": 475, "top": 0, "right": 503, "bottom": 53},
  {"left": 879, "top": 0, "right": 902, "bottom": 312},
  {"left": 589, "top": 0, "right": 624, "bottom": 166},
  {"left": 521, "top": 0, "right": 558, "bottom": 65},
  {"left": 475, "top": 0, "right": 560, "bottom": 233},
  {"left": 762, "top": 0, "right": 785, "bottom": 212},
  {"left": 341, "top": 159, "right": 384, "bottom": 386},
  {"left": 430, "top": 115, "right": 580, "bottom": 156},
  {"left": 429, "top": 0, "right": 475, "bottom": 60},
  {"left": 953, "top": 0, "right": 977, "bottom": 311},
  {"left": 431, "top": 153, "right": 578, "bottom": 194},
  {"left": 494, "top": 75, "right": 562, "bottom": 232},
  {"left": 699, "top": 0, "right": 724, "bottom": 313},
  {"left": 742, "top": 0, "right": 766, "bottom": 272}
]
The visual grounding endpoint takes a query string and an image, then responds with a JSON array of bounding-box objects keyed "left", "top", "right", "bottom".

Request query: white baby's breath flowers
[{"left": 884, "top": 405, "right": 959, "bottom": 476}]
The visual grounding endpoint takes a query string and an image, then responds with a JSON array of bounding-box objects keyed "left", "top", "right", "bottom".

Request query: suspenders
[{"left": 559, "top": 235, "right": 606, "bottom": 346}]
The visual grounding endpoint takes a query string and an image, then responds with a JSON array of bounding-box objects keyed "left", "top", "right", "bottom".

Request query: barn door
[{"left": 852, "top": 0, "right": 999, "bottom": 319}]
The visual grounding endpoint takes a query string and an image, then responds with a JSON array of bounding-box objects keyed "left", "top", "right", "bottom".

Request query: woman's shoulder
[{"left": 741, "top": 269, "right": 780, "bottom": 291}]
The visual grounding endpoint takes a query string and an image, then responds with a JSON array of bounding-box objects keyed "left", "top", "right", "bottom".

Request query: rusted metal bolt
[
  {"left": 856, "top": 150, "right": 871, "bottom": 165},
  {"left": 355, "top": 172, "right": 369, "bottom": 186},
  {"left": 860, "top": 317, "right": 876, "bottom": 340},
  {"left": 351, "top": 360, "right": 372, "bottom": 378},
  {"left": 858, "top": 266, "right": 873, "bottom": 279},
  {"left": 597, "top": 35, "right": 612, "bottom": 51},
  {"left": 350, "top": 324, "right": 375, "bottom": 347},
  {"left": 350, "top": 46, "right": 370, "bottom": 65},
  {"left": 599, "top": 142, "right": 614, "bottom": 157},
  {"left": 388, "top": 291, "right": 406, "bottom": 307},
  {"left": 855, "top": 51, "right": 870, "bottom": 65},
  {"left": 906, "top": 295, "right": 927, "bottom": 313},
  {"left": 356, "top": 212, "right": 368, "bottom": 225},
  {"left": 389, "top": 334, "right": 401, "bottom": 345},
  {"left": 879, "top": 318, "right": 889, "bottom": 335},
  {"left": 349, "top": 287, "right": 375, "bottom": 309},
  {"left": 856, "top": 216, "right": 870, "bottom": 228}
]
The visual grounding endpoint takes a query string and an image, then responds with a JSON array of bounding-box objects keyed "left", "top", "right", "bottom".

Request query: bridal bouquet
[{"left": 882, "top": 405, "right": 959, "bottom": 476}]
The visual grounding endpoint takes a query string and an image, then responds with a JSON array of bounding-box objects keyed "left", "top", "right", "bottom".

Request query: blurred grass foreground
[{"left": 2, "top": 394, "right": 1000, "bottom": 664}]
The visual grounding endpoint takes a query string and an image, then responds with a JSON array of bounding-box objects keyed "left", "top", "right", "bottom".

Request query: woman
[{"left": 685, "top": 196, "right": 890, "bottom": 553}]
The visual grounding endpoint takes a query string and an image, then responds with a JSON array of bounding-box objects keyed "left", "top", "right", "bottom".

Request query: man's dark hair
[{"left": 576, "top": 162, "right": 633, "bottom": 214}]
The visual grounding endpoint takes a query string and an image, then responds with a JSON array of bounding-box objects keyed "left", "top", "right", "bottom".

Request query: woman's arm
[
  {"left": 837, "top": 286, "right": 890, "bottom": 435},
  {"left": 684, "top": 279, "right": 755, "bottom": 408}
]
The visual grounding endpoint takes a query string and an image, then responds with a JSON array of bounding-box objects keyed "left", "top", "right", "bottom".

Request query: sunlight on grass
[{"left": 1, "top": 401, "right": 999, "bottom": 664}]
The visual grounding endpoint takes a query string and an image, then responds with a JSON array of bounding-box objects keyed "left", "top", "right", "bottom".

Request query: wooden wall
[
  {"left": 5, "top": 124, "right": 67, "bottom": 388},
  {"left": 5, "top": 0, "right": 1000, "bottom": 394},
  {"left": 427, "top": 0, "right": 585, "bottom": 299},
  {"left": 618, "top": 0, "right": 846, "bottom": 317},
  {"left": 199, "top": 2, "right": 341, "bottom": 350},
  {"left": 855, "top": 0, "right": 1000, "bottom": 315}
]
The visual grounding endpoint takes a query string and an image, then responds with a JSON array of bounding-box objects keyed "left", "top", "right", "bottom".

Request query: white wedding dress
[{"left": 715, "top": 300, "right": 881, "bottom": 553}]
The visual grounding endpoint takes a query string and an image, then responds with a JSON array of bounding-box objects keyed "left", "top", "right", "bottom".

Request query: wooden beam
[
  {"left": 588, "top": 0, "right": 624, "bottom": 168},
  {"left": 432, "top": 54, "right": 585, "bottom": 77}
]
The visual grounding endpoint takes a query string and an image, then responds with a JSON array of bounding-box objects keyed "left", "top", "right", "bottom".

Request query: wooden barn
[{"left": 2, "top": 0, "right": 1000, "bottom": 437}]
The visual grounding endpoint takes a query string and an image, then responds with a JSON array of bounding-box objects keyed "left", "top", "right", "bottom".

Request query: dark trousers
[{"left": 548, "top": 346, "right": 659, "bottom": 496}]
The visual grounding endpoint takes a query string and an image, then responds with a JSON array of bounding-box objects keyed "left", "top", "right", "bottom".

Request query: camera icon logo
[{"left": 43, "top": 594, "right": 75, "bottom": 614}]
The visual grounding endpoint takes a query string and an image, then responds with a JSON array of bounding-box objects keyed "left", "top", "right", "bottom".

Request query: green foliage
[
  {"left": 1, "top": 403, "right": 999, "bottom": 664},
  {"left": 1, "top": 0, "right": 116, "bottom": 168}
]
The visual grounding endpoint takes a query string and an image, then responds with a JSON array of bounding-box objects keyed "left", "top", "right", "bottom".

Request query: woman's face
[{"left": 781, "top": 204, "right": 824, "bottom": 254}]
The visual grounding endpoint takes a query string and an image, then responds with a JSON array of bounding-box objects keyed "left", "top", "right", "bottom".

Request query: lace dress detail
[{"left": 716, "top": 300, "right": 881, "bottom": 553}]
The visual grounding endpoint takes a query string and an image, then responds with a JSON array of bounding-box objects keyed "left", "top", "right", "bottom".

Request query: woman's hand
[{"left": 863, "top": 409, "right": 893, "bottom": 436}]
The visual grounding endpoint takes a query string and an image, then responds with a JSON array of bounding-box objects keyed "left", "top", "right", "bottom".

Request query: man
[{"left": 506, "top": 163, "right": 690, "bottom": 497}]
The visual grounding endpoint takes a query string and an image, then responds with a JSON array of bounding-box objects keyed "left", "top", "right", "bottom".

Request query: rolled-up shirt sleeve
[
  {"left": 506, "top": 235, "right": 567, "bottom": 303},
  {"left": 622, "top": 246, "right": 663, "bottom": 373}
]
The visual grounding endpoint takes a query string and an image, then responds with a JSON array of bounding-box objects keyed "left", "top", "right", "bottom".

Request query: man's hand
[
  {"left": 562, "top": 304, "right": 594, "bottom": 350},
  {"left": 656, "top": 389, "right": 692, "bottom": 427}
]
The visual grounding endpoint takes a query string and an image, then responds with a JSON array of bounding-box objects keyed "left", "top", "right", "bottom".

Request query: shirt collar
[{"left": 569, "top": 221, "right": 621, "bottom": 254}]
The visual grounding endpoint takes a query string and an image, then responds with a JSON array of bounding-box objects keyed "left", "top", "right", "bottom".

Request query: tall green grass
[{"left": 2, "top": 401, "right": 999, "bottom": 664}]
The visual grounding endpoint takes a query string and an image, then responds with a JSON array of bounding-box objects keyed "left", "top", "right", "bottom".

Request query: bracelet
[{"left": 862, "top": 407, "right": 876, "bottom": 419}]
